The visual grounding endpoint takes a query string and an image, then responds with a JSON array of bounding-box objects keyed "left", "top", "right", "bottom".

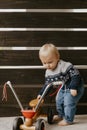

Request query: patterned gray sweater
[{"left": 38, "top": 60, "right": 83, "bottom": 96}]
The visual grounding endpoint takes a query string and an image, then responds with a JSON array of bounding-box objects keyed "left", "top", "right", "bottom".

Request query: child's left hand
[{"left": 70, "top": 89, "right": 77, "bottom": 96}]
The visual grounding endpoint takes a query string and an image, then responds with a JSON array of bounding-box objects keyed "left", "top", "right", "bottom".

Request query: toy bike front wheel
[
  {"left": 35, "top": 119, "right": 46, "bottom": 130},
  {"left": 13, "top": 117, "right": 23, "bottom": 130}
]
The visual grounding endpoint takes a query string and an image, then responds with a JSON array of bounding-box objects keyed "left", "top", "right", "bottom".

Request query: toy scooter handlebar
[
  {"left": 6, "top": 81, "right": 24, "bottom": 110},
  {"left": 52, "top": 81, "right": 63, "bottom": 86},
  {"left": 34, "top": 81, "right": 64, "bottom": 112}
]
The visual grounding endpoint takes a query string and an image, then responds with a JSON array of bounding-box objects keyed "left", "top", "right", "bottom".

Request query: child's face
[{"left": 40, "top": 53, "right": 59, "bottom": 70}]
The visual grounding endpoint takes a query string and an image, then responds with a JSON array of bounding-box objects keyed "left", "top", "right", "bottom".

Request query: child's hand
[
  {"left": 37, "top": 95, "right": 42, "bottom": 99},
  {"left": 70, "top": 89, "right": 77, "bottom": 96}
]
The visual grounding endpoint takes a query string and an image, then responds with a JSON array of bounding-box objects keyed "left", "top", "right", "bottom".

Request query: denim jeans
[{"left": 56, "top": 86, "right": 84, "bottom": 123}]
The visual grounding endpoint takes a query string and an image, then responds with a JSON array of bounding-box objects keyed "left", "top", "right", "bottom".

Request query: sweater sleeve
[
  {"left": 38, "top": 77, "right": 53, "bottom": 96},
  {"left": 68, "top": 66, "right": 82, "bottom": 90}
]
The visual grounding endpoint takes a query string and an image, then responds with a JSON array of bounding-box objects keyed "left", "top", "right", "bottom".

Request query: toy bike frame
[
  {"left": 35, "top": 81, "right": 63, "bottom": 111},
  {"left": 6, "top": 81, "right": 63, "bottom": 130},
  {"left": 6, "top": 81, "right": 63, "bottom": 112}
]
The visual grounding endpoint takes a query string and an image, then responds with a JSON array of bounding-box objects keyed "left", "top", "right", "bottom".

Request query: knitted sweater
[{"left": 38, "top": 60, "right": 83, "bottom": 96}]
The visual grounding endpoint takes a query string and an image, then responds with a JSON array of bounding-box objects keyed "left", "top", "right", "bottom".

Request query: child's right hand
[{"left": 70, "top": 89, "right": 77, "bottom": 96}]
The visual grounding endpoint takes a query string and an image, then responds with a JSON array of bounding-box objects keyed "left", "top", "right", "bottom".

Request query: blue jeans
[{"left": 56, "top": 86, "right": 84, "bottom": 123}]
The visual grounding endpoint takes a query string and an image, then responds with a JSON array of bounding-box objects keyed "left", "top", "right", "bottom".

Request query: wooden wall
[{"left": 0, "top": 0, "right": 87, "bottom": 116}]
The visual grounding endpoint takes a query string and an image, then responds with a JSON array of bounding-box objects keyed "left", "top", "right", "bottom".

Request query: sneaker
[
  {"left": 58, "top": 119, "right": 73, "bottom": 126},
  {"left": 53, "top": 115, "right": 63, "bottom": 122}
]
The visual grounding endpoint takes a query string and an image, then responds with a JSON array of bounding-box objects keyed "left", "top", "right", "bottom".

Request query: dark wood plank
[
  {"left": 0, "top": 50, "right": 40, "bottom": 65},
  {"left": 0, "top": 86, "right": 40, "bottom": 105},
  {"left": 0, "top": 50, "right": 86, "bottom": 65},
  {"left": 60, "top": 50, "right": 87, "bottom": 65},
  {"left": 0, "top": 69, "right": 45, "bottom": 84},
  {"left": 0, "top": 69, "right": 86, "bottom": 84},
  {"left": 79, "top": 70, "right": 87, "bottom": 84},
  {"left": 0, "top": 13, "right": 87, "bottom": 28},
  {"left": 0, "top": 0, "right": 87, "bottom": 9},
  {"left": 0, "top": 31, "right": 87, "bottom": 47}
]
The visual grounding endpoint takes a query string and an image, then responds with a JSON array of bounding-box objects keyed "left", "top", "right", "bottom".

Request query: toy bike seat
[{"left": 29, "top": 98, "right": 44, "bottom": 108}]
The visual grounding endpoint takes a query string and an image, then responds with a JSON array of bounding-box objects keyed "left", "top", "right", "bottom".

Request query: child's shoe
[{"left": 58, "top": 119, "right": 73, "bottom": 126}]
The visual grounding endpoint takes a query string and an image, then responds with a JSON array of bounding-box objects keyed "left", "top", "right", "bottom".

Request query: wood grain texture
[
  {"left": 0, "top": 0, "right": 87, "bottom": 116},
  {"left": 0, "top": 0, "right": 87, "bottom": 9},
  {"left": 0, "top": 13, "right": 87, "bottom": 28},
  {"left": 0, "top": 31, "right": 87, "bottom": 46}
]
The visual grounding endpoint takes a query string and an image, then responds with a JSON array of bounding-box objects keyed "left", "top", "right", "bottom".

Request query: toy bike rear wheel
[
  {"left": 35, "top": 119, "right": 45, "bottom": 130},
  {"left": 13, "top": 117, "right": 23, "bottom": 130}
]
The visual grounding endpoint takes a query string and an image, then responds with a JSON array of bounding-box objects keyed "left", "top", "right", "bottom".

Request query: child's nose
[{"left": 47, "top": 64, "right": 50, "bottom": 68}]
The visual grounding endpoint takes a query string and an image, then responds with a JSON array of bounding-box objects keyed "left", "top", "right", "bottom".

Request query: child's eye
[{"left": 43, "top": 62, "right": 46, "bottom": 65}]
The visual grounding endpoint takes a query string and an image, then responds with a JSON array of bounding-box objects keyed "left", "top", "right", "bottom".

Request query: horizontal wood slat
[
  {"left": 0, "top": 69, "right": 45, "bottom": 84},
  {"left": 0, "top": 31, "right": 87, "bottom": 46},
  {"left": 0, "top": 0, "right": 87, "bottom": 9},
  {"left": 0, "top": 69, "right": 86, "bottom": 84},
  {"left": 0, "top": 65, "right": 87, "bottom": 69},
  {"left": 0, "top": 13, "right": 87, "bottom": 27},
  {"left": 0, "top": 50, "right": 86, "bottom": 65},
  {"left": 1, "top": 9, "right": 87, "bottom": 13}
]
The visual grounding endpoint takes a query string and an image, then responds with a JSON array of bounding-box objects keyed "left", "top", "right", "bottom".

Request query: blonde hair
[{"left": 39, "top": 43, "right": 60, "bottom": 59}]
